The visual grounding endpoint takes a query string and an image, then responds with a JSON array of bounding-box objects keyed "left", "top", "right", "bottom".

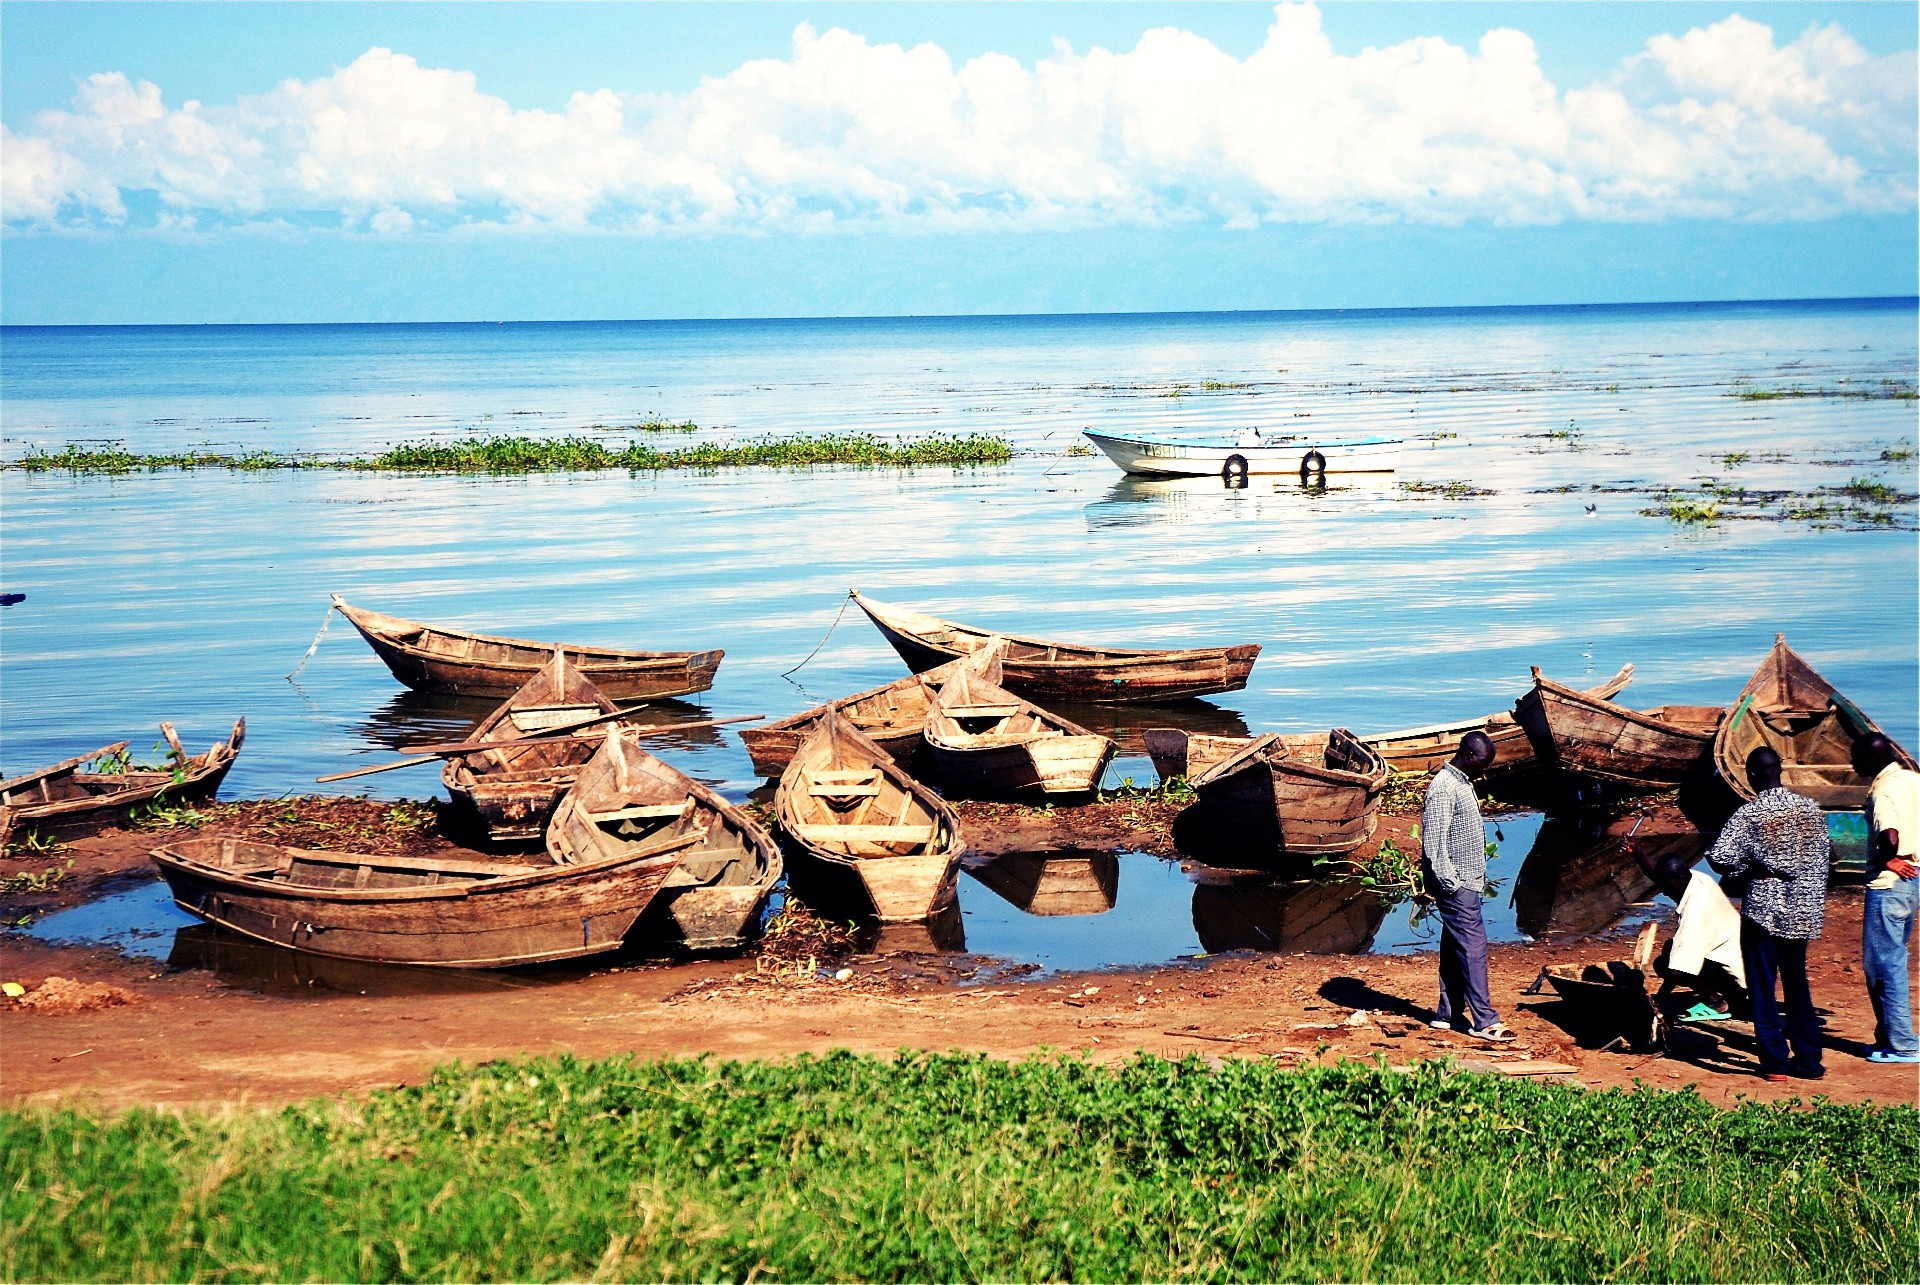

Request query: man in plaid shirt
[
  {"left": 1707, "top": 746, "right": 1831, "bottom": 1082},
  {"left": 1422, "top": 731, "right": 1512, "bottom": 1042}
]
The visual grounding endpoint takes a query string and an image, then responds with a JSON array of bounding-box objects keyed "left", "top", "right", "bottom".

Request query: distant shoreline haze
[{"left": 2, "top": 295, "right": 1915, "bottom": 335}]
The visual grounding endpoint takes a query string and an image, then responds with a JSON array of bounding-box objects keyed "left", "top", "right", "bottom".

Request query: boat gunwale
[{"left": 1081, "top": 429, "right": 1405, "bottom": 451}]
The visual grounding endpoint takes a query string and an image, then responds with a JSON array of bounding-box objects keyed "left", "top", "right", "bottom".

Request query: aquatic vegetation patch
[
  {"left": 1399, "top": 479, "right": 1495, "bottom": 499},
  {"left": 11, "top": 433, "right": 1015, "bottom": 475},
  {"left": 1634, "top": 476, "right": 1915, "bottom": 531},
  {"left": 3, "top": 1052, "right": 1911, "bottom": 1282},
  {"left": 1883, "top": 442, "right": 1916, "bottom": 461},
  {"left": 1729, "top": 378, "right": 1918, "bottom": 401}
]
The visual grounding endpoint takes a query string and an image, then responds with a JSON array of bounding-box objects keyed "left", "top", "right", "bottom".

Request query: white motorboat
[{"left": 1083, "top": 429, "right": 1404, "bottom": 477}]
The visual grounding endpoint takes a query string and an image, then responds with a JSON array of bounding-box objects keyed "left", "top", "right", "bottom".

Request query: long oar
[{"left": 315, "top": 713, "right": 765, "bottom": 784}]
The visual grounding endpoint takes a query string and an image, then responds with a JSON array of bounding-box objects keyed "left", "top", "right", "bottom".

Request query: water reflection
[
  {"left": 1049, "top": 700, "right": 1250, "bottom": 763},
  {"left": 166, "top": 923, "right": 550, "bottom": 996},
  {"left": 1511, "top": 806, "right": 1707, "bottom": 937},
  {"left": 355, "top": 692, "right": 722, "bottom": 755},
  {"left": 1190, "top": 875, "right": 1388, "bottom": 955},
  {"left": 1083, "top": 472, "right": 1400, "bottom": 529},
  {"left": 857, "top": 900, "right": 967, "bottom": 955},
  {"left": 966, "top": 850, "right": 1120, "bottom": 917}
]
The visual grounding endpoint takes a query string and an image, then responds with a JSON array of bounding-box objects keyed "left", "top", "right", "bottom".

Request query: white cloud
[{"left": 3, "top": 4, "right": 1913, "bottom": 233}]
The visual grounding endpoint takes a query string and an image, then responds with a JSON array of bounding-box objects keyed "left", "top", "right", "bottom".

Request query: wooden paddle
[{"left": 315, "top": 713, "right": 765, "bottom": 783}]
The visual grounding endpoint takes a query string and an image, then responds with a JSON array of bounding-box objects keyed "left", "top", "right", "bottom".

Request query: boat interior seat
[
  {"left": 668, "top": 847, "right": 748, "bottom": 886},
  {"left": 583, "top": 802, "right": 686, "bottom": 827},
  {"left": 796, "top": 822, "right": 937, "bottom": 844},
  {"left": 944, "top": 703, "right": 1024, "bottom": 719}
]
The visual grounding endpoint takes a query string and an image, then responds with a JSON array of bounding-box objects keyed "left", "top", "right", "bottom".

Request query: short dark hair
[{"left": 1653, "top": 854, "right": 1692, "bottom": 889}]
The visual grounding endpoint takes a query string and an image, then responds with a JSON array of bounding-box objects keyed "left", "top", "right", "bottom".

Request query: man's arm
[
  {"left": 1422, "top": 781, "right": 1460, "bottom": 893},
  {"left": 1704, "top": 811, "right": 1753, "bottom": 881}
]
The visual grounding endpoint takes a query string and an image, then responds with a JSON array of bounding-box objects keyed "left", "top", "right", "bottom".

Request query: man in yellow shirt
[{"left": 1852, "top": 733, "right": 1919, "bottom": 1064}]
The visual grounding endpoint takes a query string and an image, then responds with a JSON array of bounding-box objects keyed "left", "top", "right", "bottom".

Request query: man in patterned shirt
[
  {"left": 1706, "top": 746, "right": 1831, "bottom": 1082},
  {"left": 1421, "top": 731, "right": 1512, "bottom": 1042}
]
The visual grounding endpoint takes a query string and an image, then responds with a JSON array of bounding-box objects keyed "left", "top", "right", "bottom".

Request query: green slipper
[{"left": 1679, "top": 1002, "right": 1731, "bottom": 1023}]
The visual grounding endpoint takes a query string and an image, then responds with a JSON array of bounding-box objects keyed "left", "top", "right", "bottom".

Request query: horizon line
[{"left": 4, "top": 294, "right": 1915, "bottom": 331}]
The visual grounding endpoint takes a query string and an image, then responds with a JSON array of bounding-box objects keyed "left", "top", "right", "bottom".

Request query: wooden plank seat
[
  {"left": 266, "top": 849, "right": 545, "bottom": 879},
  {"left": 582, "top": 802, "right": 689, "bottom": 826},
  {"left": 794, "top": 823, "right": 938, "bottom": 843},
  {"left": 943, "top": 703, "right": 1025, "bottom": 719},
  {"left": 665, "top": 848, "right": 748, "bottom": 887}
]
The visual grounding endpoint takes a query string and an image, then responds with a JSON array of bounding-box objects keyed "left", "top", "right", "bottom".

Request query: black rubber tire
[
  {"left": 1222, "top": 454, "right": 1250, "bottom": 484},
  {"left": 1300, "top": 449, "right": 1327, "bottom": 482}
]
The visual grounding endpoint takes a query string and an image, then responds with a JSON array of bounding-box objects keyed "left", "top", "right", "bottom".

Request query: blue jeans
[
  {"left": 1864, "top": 876, "right": 1919, "bottom": 1056},
  {"left": 1428, "top": 881, "right": 1500, "bottom": 1032},
  {"left": 1741, "top": 919, "right": 1822, "bottom": 1076}
]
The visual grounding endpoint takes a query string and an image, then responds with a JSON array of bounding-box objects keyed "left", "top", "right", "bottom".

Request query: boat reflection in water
[
  {"left": 1512, "top": 805, "right": 1709, "bottom": 938},
  {"left": 1048, "top": 700, "right": 1250, "bottom": 764},
  {"left": 966, "top": 850, "right": 1120, "bottom": 917},
  {"left": 357, "top": 691, "right": 721, "bottom": 755},
  {"left": 1190, "top": 874, "right": 1389, "bottom": 955},
  {"left": 1084, "top": 472, "right": 1400, "bottom": 531},
  {"left": 855, "top": 900, "right": 967, "bottom": 955}
]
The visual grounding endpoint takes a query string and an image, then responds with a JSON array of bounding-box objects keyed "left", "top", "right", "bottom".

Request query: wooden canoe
[
  {"left": 740, "top": 642, "right": 1005, "bottom": 779},
  {"left": 1514, "top": 667, "right": 1722, "bottom": 790},
  {"left": 1363, "top": 665, "right": 1635, "bottom": 776},
  {"left": 1527, "top": 925, "right": 1665, "bottom": 1052},
  {"left": 850, "top": 589, "right": 1259, "bottom": 703},
  {"left": 442, "top": 649, "right": 629, "bottom": 844},
  {"left": 965, "top": 850, "right": 1120, "bottom": 917},
  {"left": 924, "top": 660, "right": 1117, "bottom": 797},
  {"left": 548, "top": 728, "right": 781, "bottom": 954},
  {"left": 0, "top": 720, "right": 245, "bottom": 846},
  {"left": 332, "top": 595, "right": 722, "bottom": 700},
  {"left": 1714, "top": 634, "right": 1916, "bottom": 810},
  {"left": 150, "top": 833, "right": 687, "bottom": 969},
  {"left": 776, "top": 710, "right": 964, "bottom": 923},
  {"left": 1189, "top": 875, "right": 1388, "bottom": 955},
  {"left": 1181, "top": 728, "right": 1388, "bottom": 857}
]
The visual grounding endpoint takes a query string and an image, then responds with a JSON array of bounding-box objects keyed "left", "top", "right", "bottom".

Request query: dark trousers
[
  {"left": 1740, "top": 919, "right": 1822, "bottom": 1075},
  {"left": 1430, "top": 882, "right": 1500, "bottom": 1031}
]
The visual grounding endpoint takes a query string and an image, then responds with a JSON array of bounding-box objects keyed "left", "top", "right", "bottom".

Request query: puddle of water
[{"left": 23, "top": 878, "right": 200, "bottom": 962}]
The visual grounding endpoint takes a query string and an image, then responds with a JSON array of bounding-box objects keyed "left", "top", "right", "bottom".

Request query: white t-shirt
[{"left": 1670, "top": 870, "right": 1746, "bottom": 986}]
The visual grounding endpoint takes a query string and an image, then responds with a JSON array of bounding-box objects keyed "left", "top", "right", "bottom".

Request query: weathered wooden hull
[
  {"left": 926, "top": 733, "right": 1115, "bottom": 797},
  {"left": 333, "top": 597, "right": 721, "bottom": 700},
  {"left": 1713, "top": 634, "right": 1916, "bottom": 810},
  {"left": 1512, "top": 806, "right": 1707, "bottom": 938},
  {"left": 741, "top": 655, "right": 982, "bottom": 779},
  {"left": 965, "top": 850, "right": 1119, "bottom": 916},
  {"left": 546, "top": 731, "right": 782, "bottom": 953},
  {"left": 1363, "top": 666, "right": 1636, "bottom": 776},
  {"left": 1186, "top": 729, "right": 1388, "bottom": 857},
  {"left": 151, "top": 837, "right": 678, "bottom": 968},
  {"left": 0, "top": 721, "right": 246, "bottom": 846},
  {"left": 1516, "top": 668, "right": 1721, "bottom": 790},
  {"left": 445, "top": 779, "right": 572, "bottom": 844},
  {"left": 776, "top": 713, "right": 965, "bottom": 923},
  {"left": 851, "top": 591, "right": 1258, "bottom": 703}
]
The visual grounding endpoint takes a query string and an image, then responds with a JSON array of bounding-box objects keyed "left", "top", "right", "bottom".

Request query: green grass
[
  {"left": 1, "top": 1053, "right": 1912, "bottom": 1282},
  {"left": 12, "top": 432, "right": 1014, "bottom": 475}
]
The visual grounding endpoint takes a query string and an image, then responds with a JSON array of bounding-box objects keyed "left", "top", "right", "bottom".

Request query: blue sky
[{"left": 2, "top": 2, "right": 1915, "bottom": 323}]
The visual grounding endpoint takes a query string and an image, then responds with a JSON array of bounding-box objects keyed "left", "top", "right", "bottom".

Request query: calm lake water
[{"left": 3, "top": 300, "right": 1915, "bottom": 978}]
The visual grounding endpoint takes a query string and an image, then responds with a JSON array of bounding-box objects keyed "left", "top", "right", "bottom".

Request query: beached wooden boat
[
  {"left": 332, "top": 595, "right": 721, "bottom": 700},
  {"left": 776, "top": 711, "right": 964, "bottom": 922},
  {"left": 966, "top": 850, "right": 1120, "bottom": 917},
  {"left": 924, "top": 663, "right": 1116, "bottom": 797},
  {"left": 740, "top": 643, "right": 1005, "bottom": 779},
  {"left": 150, "top": 832, "right": 690, "bottom": 969},
  {"left": 548, "top": 729, "right": 781, "bottom": 953},
  {"left": 1363, "top": 666, "right": 1635, "bottom": 776},
  {"left": 1175, "top": 728, "right": 1388, "bottom": 856},
  {"left": 1714, "top": 634, "right": 1916, "bottom": 810},
  {"left": 0, "top": 721, "right": 246, "bottom": 846},
  {"left": 1190, "top": 875, "right": 1388, "bottom": 955},
  {"left": 850, "top": 590, "right": 1258, "bottom": 703},
  {"left": 442, "top": 649, "right": 629, "bottom": 844},
  {"left": 1515, "top": 667, "right": 1722, "bottom": 790}
]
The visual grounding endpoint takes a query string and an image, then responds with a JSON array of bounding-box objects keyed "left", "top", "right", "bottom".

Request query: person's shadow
[{"left": 1319, "top": 976, "right": 1426, "bottom": 1021}]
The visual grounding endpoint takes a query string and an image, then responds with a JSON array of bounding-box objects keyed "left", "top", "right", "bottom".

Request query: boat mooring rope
[
  {"left": 781, "top": 592, "right": 854, "bottom": 678},
  {"left": 285, "top": 602, "right": 338, "bottom": 681}
]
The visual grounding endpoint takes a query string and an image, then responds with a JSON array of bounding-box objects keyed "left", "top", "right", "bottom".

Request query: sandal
[
  {"left": 1468, "top": 1023, "right": 1516, "bottom": 1044},
  {"left": 1680, "top": 1002, "right": 1731, "bottom": 1023}
]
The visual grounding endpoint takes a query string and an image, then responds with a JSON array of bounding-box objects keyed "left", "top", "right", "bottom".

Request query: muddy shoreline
[{"left": 4, "top": 795, "right": 1914, "bottom": 1112}]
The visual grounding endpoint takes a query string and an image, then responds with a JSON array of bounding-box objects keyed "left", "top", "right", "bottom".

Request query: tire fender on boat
[
  {"left": 1222, "top": 454, "right": 1250, "bottom": 485},
  {"left": 1300, "top": 449, "right": 1327, "bottom": 483}
]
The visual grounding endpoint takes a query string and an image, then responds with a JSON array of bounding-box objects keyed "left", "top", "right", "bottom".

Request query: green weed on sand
[{"left": 2, "top": 1053, "right": 1913, "bottom": 1282}]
